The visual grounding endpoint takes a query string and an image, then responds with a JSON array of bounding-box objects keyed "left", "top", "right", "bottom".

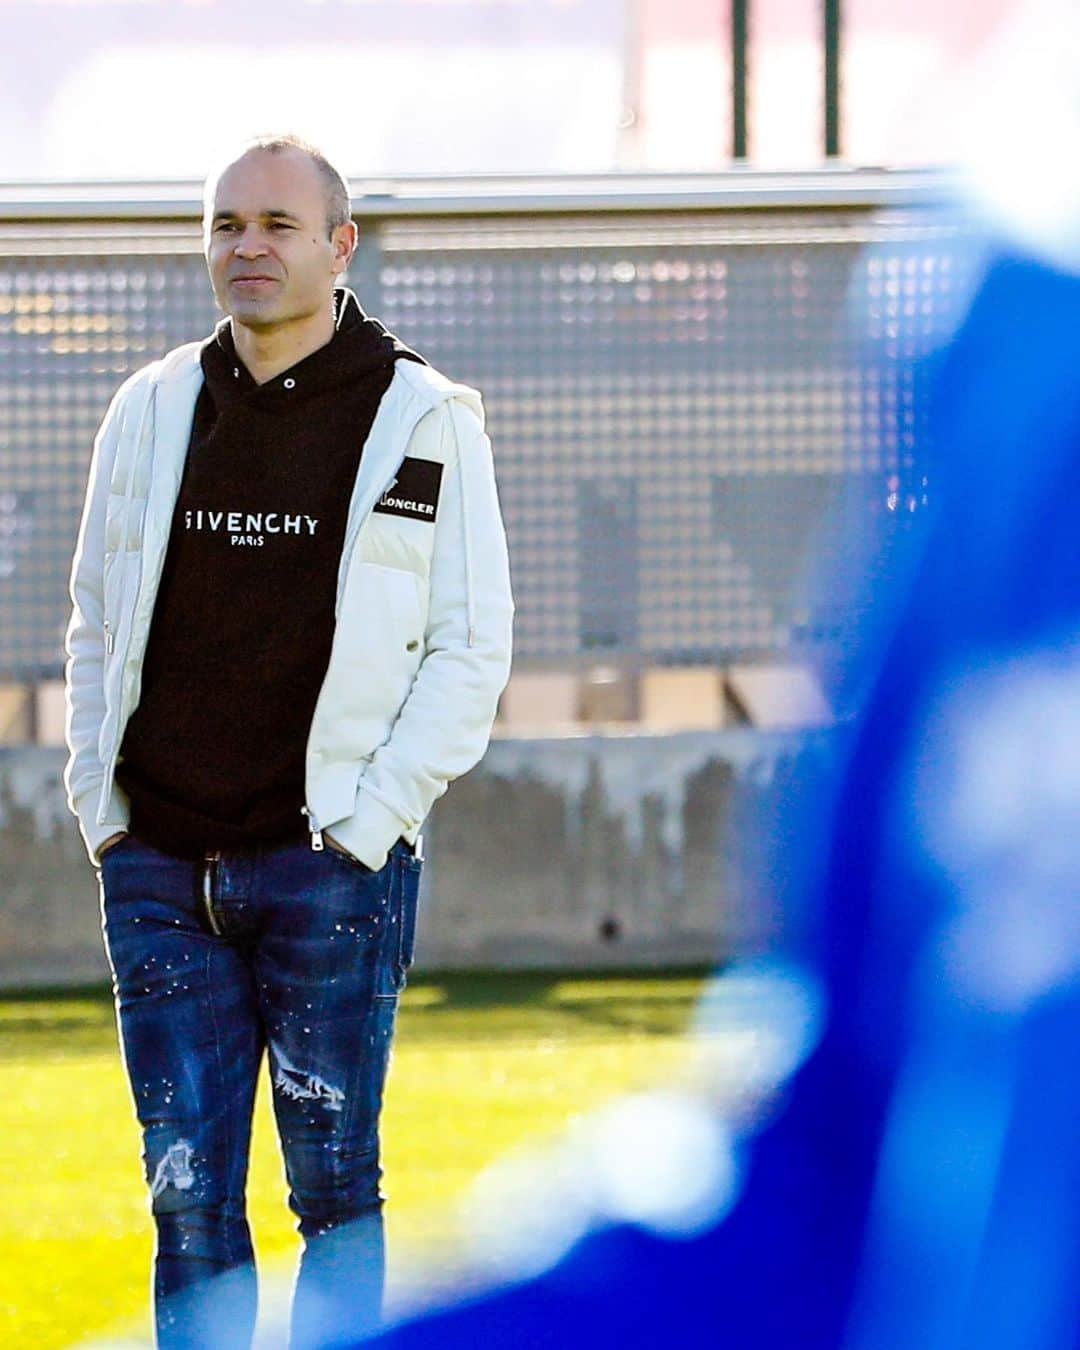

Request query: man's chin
[{"left": 227, "top": 300, "right": 286, "bottom": 332}]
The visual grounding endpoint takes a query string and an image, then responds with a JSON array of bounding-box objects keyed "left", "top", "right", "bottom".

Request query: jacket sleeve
[
  {"left": 63, "top": 376, "right": 140, "bottom": 864},
  {"left": 332, "top": 397, "right": 515, "bottom": 870}
]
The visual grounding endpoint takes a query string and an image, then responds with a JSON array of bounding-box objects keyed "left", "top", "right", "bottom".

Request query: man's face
[{"left": 204, "top": 148, "right": 354, "bottom": 332}]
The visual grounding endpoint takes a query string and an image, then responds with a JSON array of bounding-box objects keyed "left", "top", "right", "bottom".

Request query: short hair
[{"left": 204, "top": 134, "right": 352, "bottom": 238}]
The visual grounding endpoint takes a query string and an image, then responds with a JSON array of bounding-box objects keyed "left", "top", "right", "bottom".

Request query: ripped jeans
[{"left": 99, "top": 832, "right": 422, "bottom": 1349}]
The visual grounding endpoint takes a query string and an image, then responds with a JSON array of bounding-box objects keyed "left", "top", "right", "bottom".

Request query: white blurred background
[{"left": 1, "top": 0, "right": 1017, "bottom": 182}]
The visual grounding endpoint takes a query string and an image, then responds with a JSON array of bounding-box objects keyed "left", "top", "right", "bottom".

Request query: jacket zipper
[
  {"left": 103, "top": 619, "right": 115, "bottom": 655},
  {"left": 202, "top": 851, "right": 223, "bottom": 936},
  {"left": 301, "top": 806, "right": 324, "bottom": 852}
]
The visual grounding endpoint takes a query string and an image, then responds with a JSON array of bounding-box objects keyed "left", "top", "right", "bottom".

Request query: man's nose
[{"left": 234, "top": 228, "right": 269, "bottom": 258}]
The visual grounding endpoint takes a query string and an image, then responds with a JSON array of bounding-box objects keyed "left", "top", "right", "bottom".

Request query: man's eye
[
  {"left": 215, "top": 223, "right": 239, "bottom": 233},
  {"left": 268, "top": 222, "right": 295, "bottom": 230}
]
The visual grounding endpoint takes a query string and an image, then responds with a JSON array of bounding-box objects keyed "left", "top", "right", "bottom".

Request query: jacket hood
[{"left": 146, "top": 315, "right": 478, "bottom": 430}]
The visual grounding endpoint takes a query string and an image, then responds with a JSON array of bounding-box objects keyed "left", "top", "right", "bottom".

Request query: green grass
[{"left": 0, "top": 970, "right": 707, "bottom": 1348}]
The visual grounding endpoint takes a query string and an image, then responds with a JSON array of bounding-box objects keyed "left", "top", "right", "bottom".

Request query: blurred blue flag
[{"left": 356, "top": 240, "right": 1080, "bottom": 1350}]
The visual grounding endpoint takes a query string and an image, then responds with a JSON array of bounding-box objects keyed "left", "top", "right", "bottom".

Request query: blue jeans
[{"left": 99, "top": 832, "right": 422, "bottom": 1349}]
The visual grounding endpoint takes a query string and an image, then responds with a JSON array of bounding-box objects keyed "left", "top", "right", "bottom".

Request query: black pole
[
  {"left": 824, "top": 0, "right": 841, "bottom": 158},
  {"left": 732, "top": 0, "right": 749, "bottom": 160}
]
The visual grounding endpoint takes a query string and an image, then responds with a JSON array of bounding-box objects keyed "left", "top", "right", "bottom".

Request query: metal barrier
[{"left": 0, "top": 170, "right": 972, "bottom": 687}]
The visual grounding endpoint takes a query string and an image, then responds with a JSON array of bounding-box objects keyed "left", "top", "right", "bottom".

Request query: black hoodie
[{"left": 117, "top": 289, "right": 424, "bottom": 858}]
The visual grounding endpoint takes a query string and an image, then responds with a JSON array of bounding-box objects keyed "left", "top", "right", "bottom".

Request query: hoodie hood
[{"left": 200, "top": 287, "right": 425, "bottom": 412}]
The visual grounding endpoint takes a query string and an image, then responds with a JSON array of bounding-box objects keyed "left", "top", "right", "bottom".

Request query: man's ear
[{"left": 332, "top": 220, "right": 358, "bottom": 276}]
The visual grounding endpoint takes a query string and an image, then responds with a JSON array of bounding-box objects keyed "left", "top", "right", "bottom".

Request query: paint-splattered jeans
[{"left": 99, "top": 832, "right": 422, "bottom": 1350}]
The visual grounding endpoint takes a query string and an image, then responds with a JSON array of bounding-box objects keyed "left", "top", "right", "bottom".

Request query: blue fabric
[
  {"left": 359, "top": 245, "right": 1080, "bottom": 1349},
  {"left": 100, "top": 833, "right": 422, "bottom": 1349}
]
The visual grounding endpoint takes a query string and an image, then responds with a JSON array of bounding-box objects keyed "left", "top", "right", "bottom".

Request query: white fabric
[{"left": 64, "top": 345, "right": 515, "bottom": 870}]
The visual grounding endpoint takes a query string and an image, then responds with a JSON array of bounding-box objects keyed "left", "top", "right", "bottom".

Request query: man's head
[{"left": 203, "top": 135, "right": 357, "bottom": 333}]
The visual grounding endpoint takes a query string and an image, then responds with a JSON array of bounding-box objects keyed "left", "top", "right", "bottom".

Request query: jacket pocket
[
  {"left": 102, "top": 549, "right": 121, "bottom": 657},
  {"left": 101, "top": 549, "right": 140, "bottom": 659},
  {"left": 334, "top": 562, "right": 425, "bottom": 701},
  {"left": 308, "top": 562, "right": 427, "bottom": 783}
]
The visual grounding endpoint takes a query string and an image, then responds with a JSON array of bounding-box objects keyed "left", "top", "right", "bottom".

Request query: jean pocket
[
  {"left": 323, "top": 834, "right": 375, "bottom": 874},
  {"left": 99, "top": 832, "right": 139, "bottom": 869},
  {"left": 375, "top": 846, "right": 422, "bottom": 999},
  {"left": 397, "top": 852, "right": 422, "bottom": 984}
]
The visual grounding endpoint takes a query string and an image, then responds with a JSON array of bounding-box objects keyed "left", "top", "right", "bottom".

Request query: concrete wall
[{"left": 0, "top": 731, "right": 814, "bottom": 990}]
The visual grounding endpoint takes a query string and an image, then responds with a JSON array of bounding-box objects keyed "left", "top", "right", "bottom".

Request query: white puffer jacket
[{"left": 64, "top": 342, "right": 515, "bottom": 870}]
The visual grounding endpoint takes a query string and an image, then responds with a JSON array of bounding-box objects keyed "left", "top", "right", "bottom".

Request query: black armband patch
[{"left": 373, "top": 457, "right": 443, "bottom": 522}]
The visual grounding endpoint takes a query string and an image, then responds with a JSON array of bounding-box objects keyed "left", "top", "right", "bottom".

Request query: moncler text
[{"left": 378, "top": 495, "right": 435, "bottom": 516}]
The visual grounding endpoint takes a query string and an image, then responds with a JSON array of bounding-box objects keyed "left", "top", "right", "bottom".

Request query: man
[{"left": 63, "top": 135, "right": 514, "bottom": 1348}]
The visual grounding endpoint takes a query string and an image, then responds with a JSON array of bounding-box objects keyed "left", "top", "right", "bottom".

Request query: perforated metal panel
[
  {"left": 374, "top": 210, "right": 974, "bottom": 663},
  {"left": 0, "top": 233, "right": 216, "bottom": 677},
  {"left": 0, "top": 199, "right": 975, "bottom": 681}
]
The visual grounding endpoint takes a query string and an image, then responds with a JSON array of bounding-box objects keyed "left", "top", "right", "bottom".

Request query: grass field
[{"left": 0, "top": 969, "right": 708, "bottom": 1348}]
